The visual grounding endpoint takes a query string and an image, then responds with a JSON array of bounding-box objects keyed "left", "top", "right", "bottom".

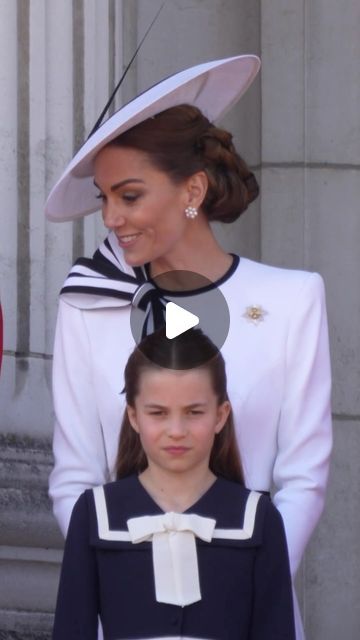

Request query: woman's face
[
  {"left": 94, "top": 145, "right": 196, "bottom": 267},
  {"left": 127, "top": 367, "right": 230, "bottom": 478}
]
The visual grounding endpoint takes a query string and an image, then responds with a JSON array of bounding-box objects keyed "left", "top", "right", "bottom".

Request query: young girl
[{"left": 52, "top": 328, "right": 295, "bottom": 639}]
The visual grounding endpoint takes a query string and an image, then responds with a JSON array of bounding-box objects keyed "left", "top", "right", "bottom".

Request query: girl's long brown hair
[{"left": 115, "top": 328, "right": 244, "bottom": 484}]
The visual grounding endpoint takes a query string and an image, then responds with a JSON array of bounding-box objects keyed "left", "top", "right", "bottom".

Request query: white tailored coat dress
[{"left": 49, "top": 235, "right": 332, "bottom": 639}]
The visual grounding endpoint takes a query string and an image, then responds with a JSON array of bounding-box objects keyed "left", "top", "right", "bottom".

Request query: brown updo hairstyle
[
  {"left": 115, "top": 327, "right": 244, "bottom": 484},
  {"left": 108, "top": 104, "right": 259, "bottom": 223}
]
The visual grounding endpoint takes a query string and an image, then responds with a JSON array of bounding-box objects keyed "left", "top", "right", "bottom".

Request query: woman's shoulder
[
  {"left": 228, "top": 256, "right": 326, "bottom": 310},
  {"left": 238, "top": 256, "right": 324, "bottom": 289}
]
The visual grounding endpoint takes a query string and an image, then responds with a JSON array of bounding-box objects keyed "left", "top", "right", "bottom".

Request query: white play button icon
[
  {"left": 165, "top": 302, "right": 199, "bottom": 339},
  {"left": 130, "top": 268, "right": 231, "bottom": 367}
]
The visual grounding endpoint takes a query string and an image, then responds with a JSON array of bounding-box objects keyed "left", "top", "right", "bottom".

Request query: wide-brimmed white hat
[{"left": 45, "top": 54, "right": 260, "bottom": 222}]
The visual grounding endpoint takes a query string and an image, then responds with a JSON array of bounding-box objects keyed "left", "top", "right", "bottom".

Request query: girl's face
[
  {"left": 94, "top": 145, "right": 201, "bottom": 268},
  {"left": 127, "top": 367, "right": 230, "bottom": 478}
]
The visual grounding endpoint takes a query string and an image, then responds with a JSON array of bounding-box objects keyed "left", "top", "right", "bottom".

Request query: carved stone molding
[{"left": 0, "top": 434, "right": 63, "bottom": 639}]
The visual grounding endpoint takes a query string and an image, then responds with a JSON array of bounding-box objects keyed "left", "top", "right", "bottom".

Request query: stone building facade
[{"left": 0, "top": 1, "right": 359, "bottom": 638}]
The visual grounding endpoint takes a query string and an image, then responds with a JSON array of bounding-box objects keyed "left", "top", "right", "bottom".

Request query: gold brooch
[{"left": 243, "top": 305, "right": 268, "bottom": 325}]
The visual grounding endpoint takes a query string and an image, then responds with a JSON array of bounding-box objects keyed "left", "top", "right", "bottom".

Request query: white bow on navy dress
[{"left": 127, "top": 512, "right": 216, "bottom": 607}]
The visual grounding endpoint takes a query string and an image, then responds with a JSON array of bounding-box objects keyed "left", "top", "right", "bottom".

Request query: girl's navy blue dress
[{"left": 52, "top": 475, "right": 295, "bottom": 639}]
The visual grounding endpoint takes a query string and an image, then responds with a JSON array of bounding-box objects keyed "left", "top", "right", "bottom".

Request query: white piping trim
[
  {"left": 212, "top": 490, "right": 261, "bottom": 539},
  {"left": 93, "top": 486, "right": 262, "bottom": 542},
  {"left": 93, "top": 485, "right": 131, "bottom": 541}
]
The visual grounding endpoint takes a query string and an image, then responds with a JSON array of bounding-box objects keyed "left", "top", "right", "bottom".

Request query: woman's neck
[
  {"left": 138, "top": 465, "right": 217, "bottom": 513},
  {"left": 150, "top": 220, "right": 232, "bottom": 283}
]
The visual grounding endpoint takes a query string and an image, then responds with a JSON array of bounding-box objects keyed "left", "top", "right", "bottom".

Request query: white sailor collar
[
  {"left": 89, "top": 478, "right": 264, "bottom": 607},
  {"left": 87, "top": 475, "right": 265, "bottom": 550}
]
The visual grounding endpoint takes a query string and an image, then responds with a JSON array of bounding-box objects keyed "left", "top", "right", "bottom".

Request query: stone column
[
  {"left": 0, "top": 1, "right": 124, "bottom": 636},
  {"left": 260, "top": 1, "right": 360, "bottom": 637}
]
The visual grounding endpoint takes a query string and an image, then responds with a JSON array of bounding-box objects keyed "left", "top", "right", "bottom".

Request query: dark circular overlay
[{"left": 130, "top": 270, "right": 230, "bottom": 369}]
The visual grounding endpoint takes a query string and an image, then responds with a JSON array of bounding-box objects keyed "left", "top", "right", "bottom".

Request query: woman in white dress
[{"left": 46, "top": 55, "right": 332, "bottom": 639}]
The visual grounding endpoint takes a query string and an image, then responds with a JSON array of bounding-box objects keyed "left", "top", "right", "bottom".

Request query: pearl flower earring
[{"left": 185, "top": 206, "right": 198, "bottom": 219}]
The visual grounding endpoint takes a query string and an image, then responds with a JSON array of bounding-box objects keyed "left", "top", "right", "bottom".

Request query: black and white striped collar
[{"left": 60, "top": 231, "right": 148, "bottom": 308}]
